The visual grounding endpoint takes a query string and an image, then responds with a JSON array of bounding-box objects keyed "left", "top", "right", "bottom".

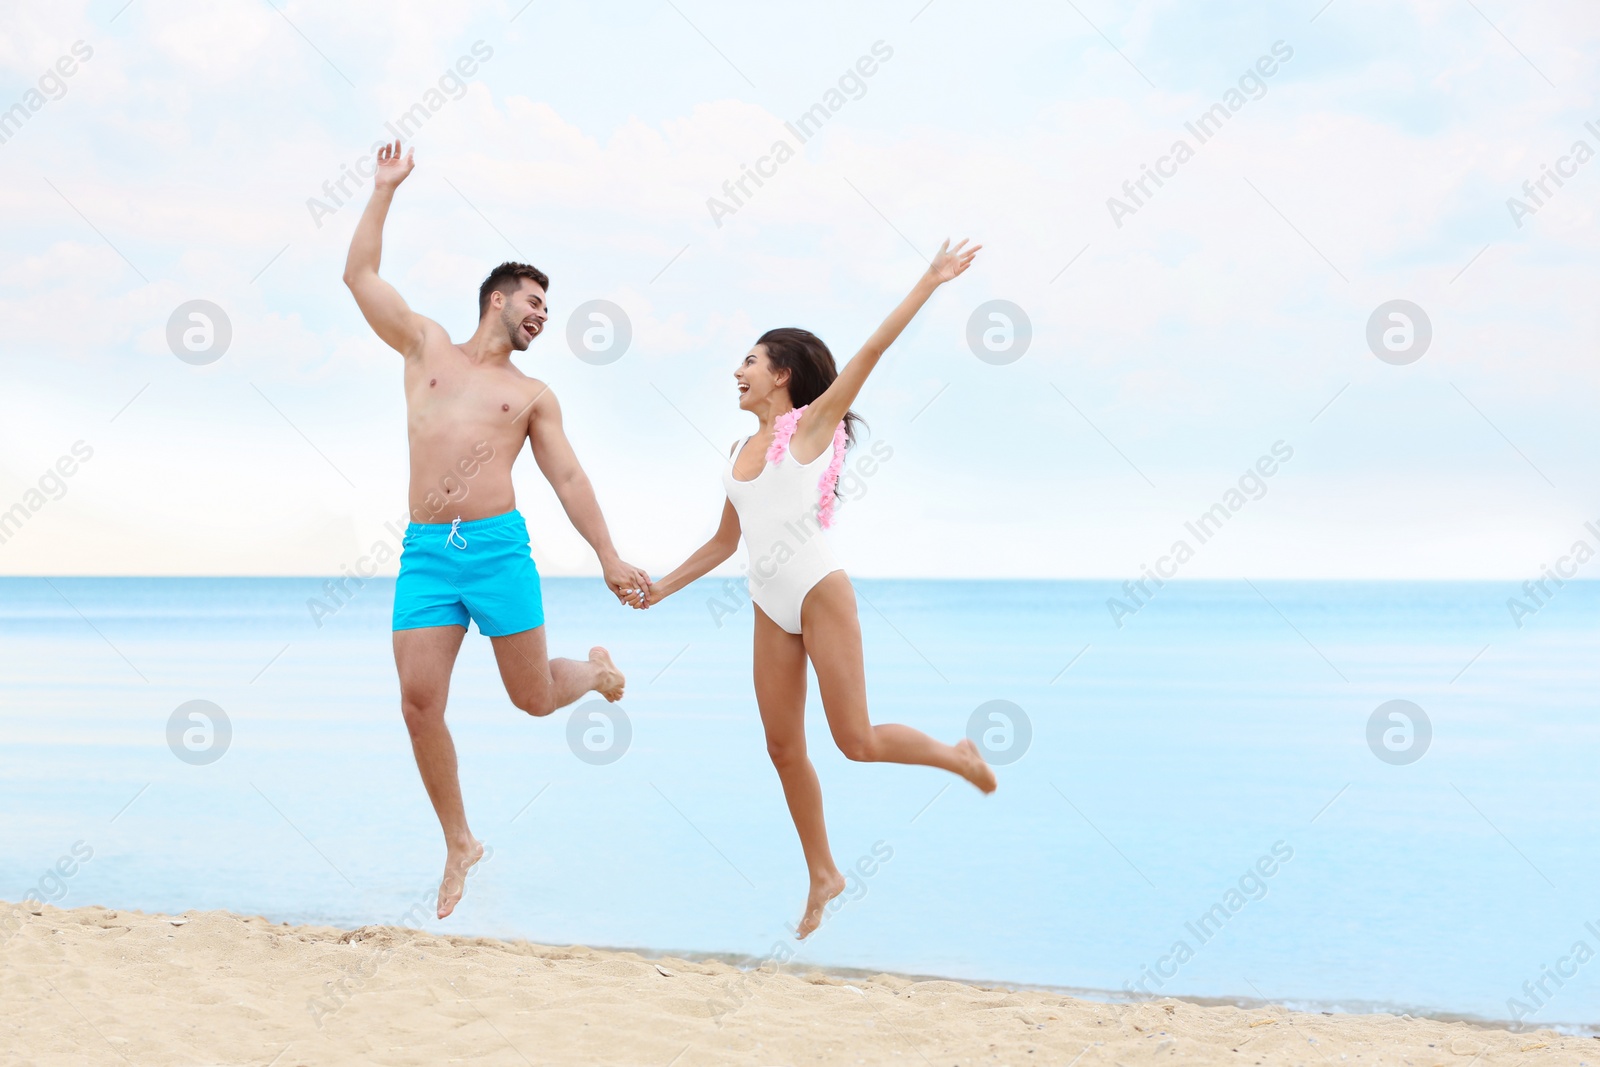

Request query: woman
[{"left": 643, "top": 239, "right": 995, "bottom": 937}]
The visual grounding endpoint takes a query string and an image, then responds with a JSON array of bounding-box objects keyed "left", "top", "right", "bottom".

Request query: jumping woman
[{"left": 644, "top": 239, "right": 995, "bottom": 937}]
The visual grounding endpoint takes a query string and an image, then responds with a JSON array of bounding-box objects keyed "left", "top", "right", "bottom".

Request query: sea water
[{"left": 2, "top": 576, "right": 1596, "bottom": 1031}]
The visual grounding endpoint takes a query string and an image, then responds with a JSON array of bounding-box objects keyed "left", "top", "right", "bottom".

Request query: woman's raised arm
[{"left": 796, "top": 238, "right": 980, "bottom": 453}]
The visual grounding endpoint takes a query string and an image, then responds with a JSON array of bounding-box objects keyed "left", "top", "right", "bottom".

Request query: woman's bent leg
[{"left": 800, "top": 572, "right": 996, "bottom": 792}]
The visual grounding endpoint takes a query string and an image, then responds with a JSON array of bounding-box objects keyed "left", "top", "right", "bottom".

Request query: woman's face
[{"left": 735, "top": 344, "right": 787, "bottom": 411}]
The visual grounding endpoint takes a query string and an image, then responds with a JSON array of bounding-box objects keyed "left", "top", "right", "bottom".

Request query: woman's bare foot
[
  {"left": 437, "top": 837, "right": 485, "bottom": 919},
  {"left": 590, "top": 647, "right": 625, "bottom": 702},
  {"left": 955, "top": 738, "right": 998, "bottom": 794},
  {"left": 795, "top": 870, "right": 847, "bottom": 939}
]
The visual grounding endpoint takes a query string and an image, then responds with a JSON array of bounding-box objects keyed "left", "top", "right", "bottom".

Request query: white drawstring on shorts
[{"left": 446, "top": 516, "right": 468, "bottom": 550}]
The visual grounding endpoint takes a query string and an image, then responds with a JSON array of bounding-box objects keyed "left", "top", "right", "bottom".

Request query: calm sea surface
[{"left": 2, "top": 577, "right": 1597, "bottom": 1031}]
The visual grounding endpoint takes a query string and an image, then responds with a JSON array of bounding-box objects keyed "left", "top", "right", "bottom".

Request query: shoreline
[
  {"left": 6, "top": 900, "right": 1588, "bottom": 1066},
  {"left": 146, "top": 900, "right": 1579, "bottom": 1038},
  {"left": 560, "top": 943, "right": 1596, "bottom": 1039}
]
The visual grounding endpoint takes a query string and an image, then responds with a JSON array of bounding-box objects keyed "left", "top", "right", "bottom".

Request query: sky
[{"left": 0, "top": 0, "right": 1597, "bottom": 579}]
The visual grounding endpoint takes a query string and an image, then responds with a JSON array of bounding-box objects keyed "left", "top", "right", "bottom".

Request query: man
[{"left": 343, "top": 138, "right": 648, "bottom": 918}]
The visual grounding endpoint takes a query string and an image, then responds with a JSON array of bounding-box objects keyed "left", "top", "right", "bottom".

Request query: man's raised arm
[{"left": 343, "top": 139, "right": 427, "bottom": 357}]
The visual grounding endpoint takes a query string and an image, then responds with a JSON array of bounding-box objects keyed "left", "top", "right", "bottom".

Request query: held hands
[
  {"left": 603, "top": 557, "right": 654, "bottom": 609},
  {"left": 374, "top": 139, "right": 415, "bottom": 191},
  {"left": 625, "top": 579, "right": 670, "bottom": 610},
  {"left": 926, "top": 238, "right": 981, "bottom": 285}
]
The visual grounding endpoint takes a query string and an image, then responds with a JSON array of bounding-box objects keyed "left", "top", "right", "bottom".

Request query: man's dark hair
[{"left": 478, "top": 262, "right": 549, "bottom": 319}]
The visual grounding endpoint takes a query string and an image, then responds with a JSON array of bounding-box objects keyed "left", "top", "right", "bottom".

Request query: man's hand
[
  {"left": 603, "top": 556, "right": 652, "bottom": 608},
  {"left": 925, "top": 237, "right": 980, "bottom": 285},
  {"left": 375, "top": 139, "right": 415, "bottom": 192}
]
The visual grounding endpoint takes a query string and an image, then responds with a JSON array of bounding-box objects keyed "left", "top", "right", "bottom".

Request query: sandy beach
[{"left": 1, "top": 901, "right": 1587, "bottom": 1066}]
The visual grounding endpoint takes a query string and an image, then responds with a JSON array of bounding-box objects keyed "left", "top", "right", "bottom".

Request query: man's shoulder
[
  {"left": 516, "top": 372, "right": 554, "bottom": 401},
  {"left": 506, "top": 373, "right": 556, "bottom": 423}
]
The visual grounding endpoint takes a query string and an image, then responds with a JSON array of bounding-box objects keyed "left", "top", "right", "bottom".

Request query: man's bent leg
[
  {"left": 393, "top": 624, "right": 483, "bottom": 918},
  {"left": 490, "top": 626, "right": 626, "bottom": 716}
]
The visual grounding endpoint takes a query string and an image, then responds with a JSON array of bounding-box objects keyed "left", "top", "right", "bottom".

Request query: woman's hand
[
  {"left": 805, "top": 236, "right": 982, "bottom": 439},
  {"left": 926, "top": 237, "right": 980, "bottom": 285},
  {"left": 619, "top": 576, "right": 666, "bottom": 609}
]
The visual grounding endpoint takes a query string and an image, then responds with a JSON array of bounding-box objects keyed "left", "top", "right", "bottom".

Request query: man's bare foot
[
  {"left": 437, "top": 838, "right": 485, "bottom": 919},
  {"left": 795, "top": 870, "right": 847, "bottom": 939},
  {"left": 590, "top": 647, "right": 625, "bottom": 702},
  {"left": 955, "top": 738, "right": 998, "bottom": 794}
]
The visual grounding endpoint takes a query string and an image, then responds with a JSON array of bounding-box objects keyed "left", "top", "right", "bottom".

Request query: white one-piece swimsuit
[{"left": 723, "top": 419, "right": 846, "bottom": 635}]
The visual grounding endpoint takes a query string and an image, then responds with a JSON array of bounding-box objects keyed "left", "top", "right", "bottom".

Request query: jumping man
[{"left": 343, "top": 139, "right": 648, "bottom": 918}]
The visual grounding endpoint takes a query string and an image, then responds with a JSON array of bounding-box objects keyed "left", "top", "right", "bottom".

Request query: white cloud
[{"left": 2, "top": 0, "right": 1597, "bottom": 576}]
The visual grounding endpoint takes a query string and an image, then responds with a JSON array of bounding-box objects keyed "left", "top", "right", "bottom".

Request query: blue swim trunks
[{"left": 393, "top": 509, "right": 545, "bottom": 636}]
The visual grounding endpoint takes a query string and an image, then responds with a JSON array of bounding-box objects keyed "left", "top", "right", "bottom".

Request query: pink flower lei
[{"left": 766, "top": 404, "right": 849, "bottom": 529}]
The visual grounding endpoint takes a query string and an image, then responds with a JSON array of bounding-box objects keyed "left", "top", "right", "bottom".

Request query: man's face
[{"left": 500, "top": 279, "right": 548, "bottom": 351}]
